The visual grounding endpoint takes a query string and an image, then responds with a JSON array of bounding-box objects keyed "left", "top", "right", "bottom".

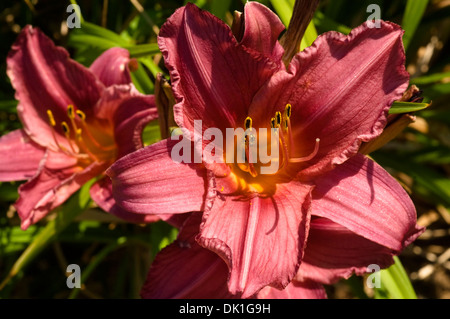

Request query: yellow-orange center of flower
[{"left": 46, "top": 105, "right": 116, "bottom": 164}]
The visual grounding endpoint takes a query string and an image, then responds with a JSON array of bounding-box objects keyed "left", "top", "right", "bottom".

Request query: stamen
[
  {"left": 275, "top": 111, "right": 282, "bottom": 126},
  {"left": 76, "top": 110, "right": 86, "bottom": 121},
  {"left": 285, "top": 104, "right": 291, "bottom": 118},
  {"left": 67, "top": 104, "right": 75, "bottom": 119},
  {"left": 289, "top": 138, "right": 320, "bottom": 163},
  {"left": 47, "top": 110, "right": 56, "bottom": 127},
  {"left": 245, "top": 117, "right": 252, "bottom": 130},
  {"left": 270, "top": 117, "right": 276, "bottom": 128},
  {"left": 61, "top": 121, "right": 77, "bottom": 153}
]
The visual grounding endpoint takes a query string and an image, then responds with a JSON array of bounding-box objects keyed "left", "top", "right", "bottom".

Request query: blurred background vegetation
[{"left": 0, "top": 0, "right": 449, "bottom": 299}]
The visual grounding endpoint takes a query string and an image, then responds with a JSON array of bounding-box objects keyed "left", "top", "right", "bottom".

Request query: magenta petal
[
  {"left": 257, "top": 280, "right": 327, "bottom": 299},
  {"left": 249, "top": 21, "right": 409, "bottom": 177},
  {"left": 0, "top": 129, "right": 45, "bottom": 181},
  {"left": 15, "top": 151, "right": 106, "bottom": 230},
  {"left": 141, "top": 213, "right": 234, "bottom": 299},
  {"left": 240, "top": 2, "right": 285, "bottom": 62},
  {"left": 297, "top": 217, "right": 396, "bottom": 285},
  {"left": 112, "top": 94, "right": 158, "bottom": 158},
  {"left": 312, "top": 153, "right": 424, "bottom": 252},
  {"left": 89, "top": 177, "right": 161, "bottom": 224},
  {"left": 106, "top": 138, "right": 208, "bottom": 215},
  {"left": 197, "top": 180, "right": 313, "bottom": 298},
  {"left": 89, "top": 47, "right": 132, "bottom": 86},
  {"left": 7, "top": 26, "right": 103, "bottom": 150},
  {"left": 158, "top": 3, "right": 278, "bottom": 134}
]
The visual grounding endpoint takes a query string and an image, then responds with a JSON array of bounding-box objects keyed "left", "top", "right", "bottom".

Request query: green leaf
[
  {"left": 389, "top": 101, "right": 430, "bottom": 114},
  {"left": 313, "top": 11, "right": 351, "bottom": 35},
  {"left": 68, "top": 237, "right": 127, "bottom": 299},
  {"left": 300, "top": 21, "right": 318, "bottom": 50},
  {"left": 372, "top": 152, "right": 450, "bottom": 207},
  {"left": 127, "top": 43, "right": 160, "bottom": 58},
  {"left": 210, "top": 0, "right": 232, "bottom": 21},
  {"left": 0, "top": 180, "right": 93, "bottom": 290},
  {"left": 130, "top": 61, "right": 155, "bottom": 94},
  {"left": 269, "top": 0, "right": 293, "bottom": 27},
  {"left": 411, "top": 71, "right": 450, "bottom": 85},
  {"left": 141, "top": 119, "right": 161, "bottom": 146},
  {"left": 375, "top": 257, "right": 417, "bottom": 299},
  {"left": 402, "top": 0, "right": 429, "bottom": 50}
]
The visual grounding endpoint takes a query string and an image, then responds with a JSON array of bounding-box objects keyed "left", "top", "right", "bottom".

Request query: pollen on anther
[
  {"left": 270, "top": 117, "right": 276, "bottom": 128},
  {"left": 76, "top": 110, "right": 86, "bottom": 121},
  {"left": 285, "top": 104, "right": 291, "bottom": 118},
  {"left": 61, "top": 121, "right": 70, "bottom": 134},
  {"left": 275, "top": 112, "right": 281, "bottom": 126},
  {"left": 67, "top": 104, "right": 75, "bottom": 119},
  {"left": 46, "top": 110, "right": 56, "bottom": 127},
  {"left": 245, "top": 117, "right": 252, "bottom": 130}
]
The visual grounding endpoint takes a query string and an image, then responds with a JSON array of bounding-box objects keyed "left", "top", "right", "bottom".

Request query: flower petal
[
  {"left": 297, "top": 217, "right": 396, "bottom": 285},
  {"left": 106, "top": 138, "right": 208, "bottom": 215},
  {"left": 141, "top": 213, "right": 234, "bottom": 299},
  {"left": 197, "top": 179, "right": 313, "bottom": 298},
  {"left": 249, "top": 21, "right": 409, "bottom": 177},
  {"left": 240, "top": 2, "right": 285, "bottom": 62},
  {"left": 256, "top": 280, "right": 327, "bottom": 299},
  {"left": 311, "top": 153, "right": 424, "bottom": 252},
  {"left": 0, "top": 129, "right": 45, "bottom": 181},
  {"left": 112, "top": 93, "right": 158, "bottom": 158},
  {"left": 15, "top": 150, "right": 106, "bottom": 230},
  {"left": 158, "top": 3, "right": 278, "bottom": 134},
  {"left": 7, "top": 26, "right": 103, "bottom": 150},
  {"left": 89, "top": 47, "right": 132, "bottom": 86},
  {"left": 89, "top": 177, "right": 161, "bottom": 224}
]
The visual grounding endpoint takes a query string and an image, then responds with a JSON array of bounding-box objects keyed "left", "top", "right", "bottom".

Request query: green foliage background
[{"left": 0, "top": 0, "right": 449, "bottom": 299}]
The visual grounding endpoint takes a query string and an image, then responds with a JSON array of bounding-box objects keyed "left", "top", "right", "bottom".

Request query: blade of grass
[
  {"left": 402, "top": 0, "right": 429, "bottom": 51},
  {"left": 375, "top": 256, "right": 417, "bottom": 299},
  {"left": 0, "top": 180, "right": 93, "bottom": 291},
  {"left": 389, "top": 101, "right": 430, "bottom": 114}
]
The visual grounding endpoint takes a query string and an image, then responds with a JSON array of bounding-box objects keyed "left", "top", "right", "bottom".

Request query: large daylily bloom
[
  {"left": 108, "top": 2, "right": 424, "bottom": 298},
  {"left": 0, "top": 26, "right": 158, "bottom": 229}
]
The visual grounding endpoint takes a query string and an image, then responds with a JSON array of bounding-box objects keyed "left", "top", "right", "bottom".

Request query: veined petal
[
  {"left": 297, "top": 217, "right": 396, "bottom": 285},
  {"left": 89, "top": 47, "right": 132, "bottom": 86},
  {"left": 249, "top": 21, "right": 409, "bottom": 177},
  {"left": 256, "top": 280, "right": 327, "bottom": 299},
  {"left": 158, "top": 3, "right": 278, "bottom": 135},
  {"left": 141, "top": 213, "right": 234, "bottom": 299},
  {"left": 197, "top": 179, "right": 313, "bottom": 298},
  {"left": 0, "top": 129, "right": 45, "bottom": 181},
  {"left": 240, "top": 2, "right": 285, "bottom": 62},
  {"left": 89, "top": 177, "right": 161, "bottom": 224},
  {"left": 311, "top": 153, "right": 424, "bottom": 252},
  {"left": 7, "top": 26, "right": 103, "bottom": 151},
  {"left": 15, "top": 150, "right": 106, "bottom": 230},
  {"left": 106, "top": 138, "right": 208, "bottom": 215},
  {"left": 112, "top": 93, "right": 158, "bottom": 158}
]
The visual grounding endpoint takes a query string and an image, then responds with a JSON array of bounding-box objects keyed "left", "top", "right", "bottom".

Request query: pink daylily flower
[
  {"left": 0, "top": 25, "right": 159, "bottom": 229},
  {"left": 108, "top": 2, "right": 424, "bottom": 298}
]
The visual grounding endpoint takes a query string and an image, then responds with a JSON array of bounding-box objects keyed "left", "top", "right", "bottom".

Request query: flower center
[
  {"left": 46, "top": 105, "right": 116, "bottom": 163},
  {"left": 233, "top": 103, "right": 320, "bottom": 181}
]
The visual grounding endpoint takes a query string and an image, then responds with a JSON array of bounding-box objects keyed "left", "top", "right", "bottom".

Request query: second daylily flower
[
  {"left": 0, "top": 26, "right": 159, "bottom": 229},
  {"left": 108, "top": 2, "right": 424, "bottom": 298}
]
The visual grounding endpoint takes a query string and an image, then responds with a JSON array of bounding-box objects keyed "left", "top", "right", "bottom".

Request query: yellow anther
[
  {"left": 275, "top": 111, "right": 282, "bottom": 126},
  {"left": 285, "top": 104, "right": 291, "bottom": 118},
  {"left": 245, "top": 117, "right": 252, "bottom": 130},
  {"left": 76, "top": 110, "right": 86, "bottom": 121},
  {"left": 67, "top": 104, "right": 75, "bottom": 119},
  {"left": 270, "top": 117, "right": 276, "bottom": 128},
  {"left": 61, "top": 121, "right": 70, "bottom": 135},
  {"left": 47, "top": 110, "right": 56, "bottom": 127}
]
